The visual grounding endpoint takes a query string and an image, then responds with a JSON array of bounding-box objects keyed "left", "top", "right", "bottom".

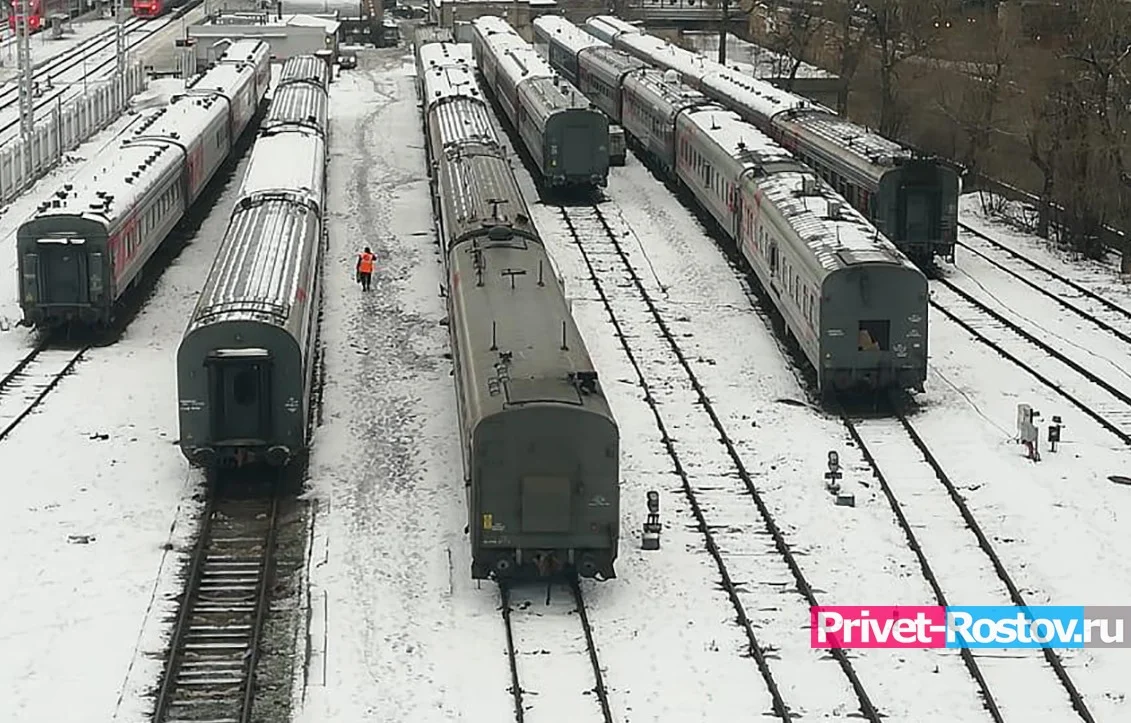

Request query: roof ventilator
[
  {"left": 827, "top": 200, "right": 843, "bottom": 220},
  {"left": 800, "top": 176, "right": 819, "bottom": 196}
]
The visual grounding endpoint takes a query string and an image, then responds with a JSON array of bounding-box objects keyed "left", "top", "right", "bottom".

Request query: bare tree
[
  {"left": 856, "top": 0, "right": 954, "bottom": 136},
  {"left": 821, "top": 0, "right": 866, "bottom": 114},
  {"left": 764, "top": 5, "right": 823, "bottom": 90},
  {"left": 1025, "top": 80, "right": 1072, "bottom": 239}
]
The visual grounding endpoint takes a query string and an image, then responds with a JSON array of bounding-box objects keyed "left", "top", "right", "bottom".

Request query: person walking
[{"left": 356, "top": 247, "right": 376, "bottom": 291}]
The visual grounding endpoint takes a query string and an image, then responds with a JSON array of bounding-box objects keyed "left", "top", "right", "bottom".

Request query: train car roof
[
  {"left": 581, "top": 46, "right": 647, "bottom": 77},
  {"left": 585, "top": 15, "right": 641, "bottom": 37},
  {"left": 700, "top": 68, "right": 823, "bottom": 122},
  {"left": 277, "top": 54, "right": 331, "bottom": 90},
  {"left": 629, "top": 69, "right": 713, "bottom": 114},
  {"left": 521, "top": 75, "right": 595, "bottom": 116},
  {"left": 497, "top": 45, "right": 556, "bottom": 85},
  {"left": 237, "top": 129, "right": 326, "bottom": 215},
  {"left": 777, "top": 110, "right": 912, "bottom": 171},
  {"left": 681, "top": 106, "right": 794, "bottom": 165},
  {"left": 418, "top": 41, "right": 473, "bottom": 71},
  {"left": 472, "top": 14, "right": 522, "bottom": 38},
  {"left": 263, "top": 82, "right": 328, "bottom": 133},
  {"left": 757, "top": 171, "right": 914, "bottom": 273},
  {"left": 426, "top": 90, "right": 500, "bottom": 149},
  {"left": 437, "top": 148, "right": 537, "bottom": 248},
  {"left": 188, "top": 198, "right": 319, "bottom": 329},
  {"left": 216, "top": 38, "right": 268, "bottom": 65},
  {"left": 618, "top": 32, "right": 709, "bottom": 83},
  {"left": 188, "top": 61, "right": 258, "bottom": 98},
  {"left": 423, "top": 63, "right": 489, "bottom": 108},
  {"left": 533, "top": 14, "right": 605, "bottom": 55},
  {"left": 26, "top": 139, "right": 179, "bottom": 228}
]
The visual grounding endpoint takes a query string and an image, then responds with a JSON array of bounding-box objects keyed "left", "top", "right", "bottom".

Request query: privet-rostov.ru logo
[{"left": 810, "top": 606, "right": 1131, "bottom": 648}]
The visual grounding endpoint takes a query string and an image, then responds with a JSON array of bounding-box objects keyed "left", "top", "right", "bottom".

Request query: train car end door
[{"left": 206, "top": 348, "right": 273, "bottom": 443}]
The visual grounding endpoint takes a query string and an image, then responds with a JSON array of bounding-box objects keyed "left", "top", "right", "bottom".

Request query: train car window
[
  {"left": 858, "top": 321, "right": 889, "bottom": 351},
  {"left": 232, "top": 367, "right": 259, "bottom": 405},
  {"left": 770, "top": 243, "right": 778, "bottom": 274}
]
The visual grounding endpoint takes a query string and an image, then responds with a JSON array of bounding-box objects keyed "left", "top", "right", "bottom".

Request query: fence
[{"left": 0, "top": 60, "right": 146, "bottom": 204}]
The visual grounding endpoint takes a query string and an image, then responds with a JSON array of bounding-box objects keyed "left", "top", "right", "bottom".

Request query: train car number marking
[
  {"left": 588, "top": 495, "right": 610, "bottom": 507},
  {"left": 285, "top": 396, "right": 300, "bottom": 413},
  {"left": 482, "top": 513, "right": 492, "bottom": 530},
  {"left": 179, "top": 399, "right": 204, "bottom": 411}
]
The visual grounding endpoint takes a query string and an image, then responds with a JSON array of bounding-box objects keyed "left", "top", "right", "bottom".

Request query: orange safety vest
[{"left": 357, "top": 252, "right": 375, "bottom": 274}]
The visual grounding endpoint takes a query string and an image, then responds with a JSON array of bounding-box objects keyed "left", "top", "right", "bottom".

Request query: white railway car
[{"left": 17, "top": 40, "right": 271, "bottom": 328}]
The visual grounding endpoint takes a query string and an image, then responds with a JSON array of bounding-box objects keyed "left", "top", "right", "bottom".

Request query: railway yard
[{"left": 0, "top": 10, "right": 1129, "bottom": 723}]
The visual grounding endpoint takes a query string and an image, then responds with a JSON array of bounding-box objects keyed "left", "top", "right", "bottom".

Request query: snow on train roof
[
  {"left": 534, "top": 15, "right": 604, "bottom": 55},
  {"left": 264, "top": 82, "right": 328, "bottom": 131},
  {"left": 781, "top": 111, "right": 911, "bottom": 167},
  {"left": 759, "top": 172, "right": 912, "bottom": 272},
  {"left": 584, "top": 46, "right": 648, "bottom": 78},
  {"left": 472, "top": 14, "right": 521, "bottom": 39},
  {"left": 619, "top": 32, "right": 710, "bottom": 83},
  {"left": 682, "top": 106, "right": 794, "bottom": 164},
  {"left": 632, "top": 68, "right": 712, "bottom": 109},
  {"left": 418, "top": 41, "right": 472, "bottom": 71},
  {"left": 217, "top": 38, "right": 267, "bottom": 64},
  {"left": 498, "top": 45, "right": 556, "bottom": 84},
  {"left": 422, "top": 63, "right": 485, "bottom": 107},
  {"left": 188, "top": 62, "right": 255, "bottom": 96},
  {"left": 427, "top": 88, "right": 499, "bottom": 148},
  {"left": 585, "top": 15, "right": 641, "bottom": 39},
  {"left": 277, "top": 54, "right": 330, "bottom": 90},
  {"left": 238, "top": 129, "right": 326, "bottom": 213},
  {"left": 700, "top": 68, "right": 820, "bottom": 121}
]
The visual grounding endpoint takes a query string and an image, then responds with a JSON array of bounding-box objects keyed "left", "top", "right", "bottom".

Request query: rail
[
  {"left": 151, "top": 483, "right": 280, "bottom": 723},
  {"left": 561, "top": 201, "right": 876, "bottom": 722},
  {"left": 0, "top": 339, "right": 89, "bottom": 443}
]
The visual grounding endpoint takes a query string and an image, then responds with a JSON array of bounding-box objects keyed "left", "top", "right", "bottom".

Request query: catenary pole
[{"left": 18, "top": 0, "right": 34, "bottom": 139}]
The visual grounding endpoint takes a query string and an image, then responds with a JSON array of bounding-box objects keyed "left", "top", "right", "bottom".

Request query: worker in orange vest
[{"left": 356, "top": 247, "right": 376, "bottom": 291}]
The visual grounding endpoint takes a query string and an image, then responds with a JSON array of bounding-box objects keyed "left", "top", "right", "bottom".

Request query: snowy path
[
  {"left": 502, "top": 583, "right": 612, "bottom": 723},
  {"left": 296, "top": 49, "right": 511, "bottom": 723},
  {"left": 849, "top": 416, "right": 1084, "bottom": 721},
  {"left": 930, "top": 280, "right": 1131, "bottom": 442}
]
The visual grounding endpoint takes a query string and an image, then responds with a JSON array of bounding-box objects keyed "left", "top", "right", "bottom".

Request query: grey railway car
[
  {"left": 177, "top": 54, "right": 329, "bottom": 469},
  {"left": 531, "top": 15, "right": 602, "bottom": 87},
  {"left": 263, "top": 82, "right": 328, "bottom": 133},
  {"left": 573, "top": 46, "right": 646, "bottom": 124},
  {"left": 673, "top": 107, "right": 928, "bottom": 393},
  {"left": 621, "top": 69, "right": 714, "bottom": 172},
  {"left": 419, "top": 41, "right": 620, "bottom": 580},
  {"left": 16, "top": 40, "right": 271, "bottom": 328},
  {"left": 471, "top": 16, "right": 609, "bottom": 189},
  {"left": 277, "top": 54, "right": 332, "bottom": 91},
  {"left": 587, "top": 16, "right": 959, "bottom": 264}
]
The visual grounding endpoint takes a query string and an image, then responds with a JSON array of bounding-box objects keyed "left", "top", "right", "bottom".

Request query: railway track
[
  {"left": 152, "top": 488, "right": 280, "bottom": 723},
  {"left": 0, "top": 17, "right": 150, "bottom": 112},
  {"left": 0, "top": 17, "right": 154, "bottom": 140},
  {"left": 931, "top": 279, "right": 1131, "bottom": 444},
  {"left": 843, "top": 409, "right": 1094, "bottom": 721},
  {"left": 501, "top": 579, "right": 613, "bottom": 723},
  {"left": 957, "top": 223, "right": 1131, "bottom": 345},
  {"left": 560, "top": 202, "right": 875, "bottom": 722},
  {"left": 0, "top": 340, "right": 89, "bottom": 442}
]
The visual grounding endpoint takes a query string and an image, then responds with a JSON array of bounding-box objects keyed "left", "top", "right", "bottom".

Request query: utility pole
[
  {"left": 17, "top": 0, "right": 34, "bottom": 139},
  {"left": 718, "top": 0, "right": 728, "bottom": 65},
  {"left": 116, "top": 0, "right": 125, "bottom": 78}
]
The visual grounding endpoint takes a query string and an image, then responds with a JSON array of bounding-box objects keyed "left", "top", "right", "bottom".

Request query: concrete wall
[
  {"left": 0, "top": 61, "right": 146, "bottom": 204},
  {"left": 188, "top": 24, "right": 336, "bottom": 63}
]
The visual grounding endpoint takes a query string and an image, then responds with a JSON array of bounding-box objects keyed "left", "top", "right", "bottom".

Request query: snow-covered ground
[
  {"left": 296, "top": 48, "right": 512, "bottom": 722},
  {"left": 0, "top": 98, "right": 259, "bottom": 719}
]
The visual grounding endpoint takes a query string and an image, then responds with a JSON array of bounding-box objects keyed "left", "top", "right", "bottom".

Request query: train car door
[
  {"left": 206, "top": 349, "right": 272, "bottom": 442},
  {"left": 38, "top": 239, "right": 88, "bottom": 306}
]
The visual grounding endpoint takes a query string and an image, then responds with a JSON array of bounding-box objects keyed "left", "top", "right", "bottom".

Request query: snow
[
  {"left": 682, "top": 30, "right": 837, "bottom": 80},
  {"left": 0, "top": 90, "right": 258, "bottom": 720},
  {"left": 532, "top": 14, "right": 603, "bottom": 56},
  {"left": 619, "top": 32, "right": 711, "bottom": 85},
  {"left": 0, "top": 19, "right": 167, "bottom": 145},
  {"left": 584, "top": 15, "right": 640, "bottom": 45},
  {"left": 236, "top": 128, "right": 326, "bottom": 209},
  {"left": 700, "top": 67, "right": 815, "bottom": 120},
  {"left": 421, "top": 63, "right": 484, "bottom": 105},
  {"left": 295, "top": 50, "right": 511, "bottom": 722},
  {"left": 417, "top": 41, "right": 473, "bottom": 71}
]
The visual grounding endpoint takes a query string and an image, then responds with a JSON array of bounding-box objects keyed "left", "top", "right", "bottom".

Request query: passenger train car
[
  {"left": 418, "top": 40, "right": 620, "bottom": 581},
  {"left": 177, "top": 54, "right": 331, "bottom": 470},
  {"left": 582, "top": 15, "right": 959, "bottom": 265},
  {"left": 8, "top": 0, "right": 83, "bottom": 33},
  {"left": 17, "top": 40, "right": 271, "bottom": 328},
  {"left": 132, "top": 0, "right": 186, "bottom": 19},
  {"left": 470, "top": 15, "right": 609, "bottom": 190},
  {"left": 537, "top": 25, "right": 929, "bottom": 394}
]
